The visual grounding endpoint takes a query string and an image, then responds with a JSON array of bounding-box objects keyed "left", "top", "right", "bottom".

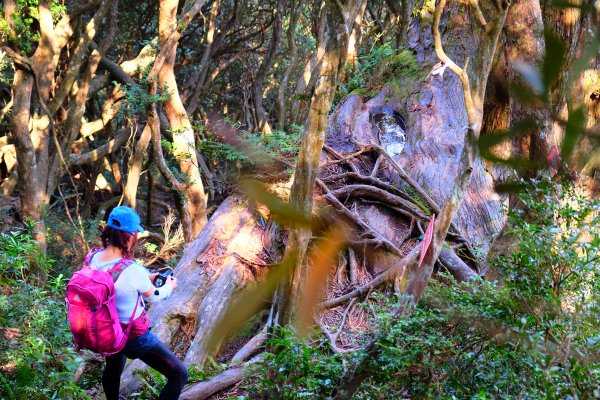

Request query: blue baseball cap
[{"left": 107, "top": 206, "right": 145, "bottom": 234}]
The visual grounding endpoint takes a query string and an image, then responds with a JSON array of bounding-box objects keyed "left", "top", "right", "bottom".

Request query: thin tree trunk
[
  {"left": 276, "top": 1, "right": 301, "bottom": 131},
  {"left": 10, "top": 71, "right": 42, "bottom": 244},
  {"left": 123, "top": 124, "right": 152, "bottom": 208},
  {"left": 345, "top": 0, "right": 368, "bottom": 69},
  {"left": 506, "top": 0, "right": 554, "bottom": 171},
  {"left": 185, "top": 0, "right": 222, "bottom": 115},
  {"left": 274, "top": 0, "right": 351, "bottom": 326},
  {"left": 158, "top": 0, "right": 209, "bottom": 238},
  {"left": 252, "top": 0, "right": 284, "bottom": 135},
  {"left": 290, "top": 2, "right": 328, "bottom": 126}
]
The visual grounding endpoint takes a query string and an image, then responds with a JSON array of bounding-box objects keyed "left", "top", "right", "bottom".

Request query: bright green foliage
[
  {"left": 116, "top": 83, "right": 171, "bottom": 123},
  {"left": 247, "top": 178, "right": 599, "bottom": 399},
  {"left": 0, "top": 231, "right": 89, "bottom": 400},
  {"left": 0, "top": 229, "right": 47, "bottom": 283},
  {"left": 252, "top": 327, "right": 344, "bottom": 399},
  {"left": 197, "top": 124, "right": 302, "bottom": 167},
  {"left": 0, "top": 0, "right": 65, "bottom": 54},
  {"left": 498, "top": 178, "right": 600, "bottom": 302},
  {"left": 133, "top": 368, "right": 167, "bottom": 399}
]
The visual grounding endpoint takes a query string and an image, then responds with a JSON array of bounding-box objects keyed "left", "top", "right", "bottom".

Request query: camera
[{"left": 152, "top": 266, "right": 174, "bottom": 288}]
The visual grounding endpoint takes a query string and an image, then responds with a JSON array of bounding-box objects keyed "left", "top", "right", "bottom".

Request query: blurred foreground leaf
[
  {"left": 204, "top": 251, "right": 297, "bottom": 357},
  {"left": 240, "top": 179, "right": 312, "bottom": 228},
  {"left": 561, "top": 107, "right": 586, "bottom": 160},
  {"left": 296, "top": 224, "right": 349, "bottom": 336},
  {"left": 479, "top": 120, "right": 542, "bottom": 169},
  {"left": 542, "top": 29, "right": 566, "bottom": 94},
  {"left": 494, "top": 180, "right": 529, "bottom": 193}
]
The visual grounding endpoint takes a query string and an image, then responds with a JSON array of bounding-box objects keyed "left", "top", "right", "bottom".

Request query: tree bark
[
  {"left": 158, "top": 0, "right": 209, "bottom": 238},
  {"left": 276, "top": 0, "right": 301, "bottom": 131},
  {"left": 274, "top": 0, "right": 352, "bottom": 326},
  {"left": 252, "top": 0, "right": 284, "bottom": 135},
  {"left": 185, "top": 0, "right": 222, "bottom": 116},
  {"left": 180, "top": 355, "right": 263, "bottom": 400},
  {"left": 331, "top": 0, "right": 509, "bottom": 395}
]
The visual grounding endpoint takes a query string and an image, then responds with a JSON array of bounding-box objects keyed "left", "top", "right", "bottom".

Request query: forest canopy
[{"left": 0, "top": 0, "right": 599, "bottom": 398}]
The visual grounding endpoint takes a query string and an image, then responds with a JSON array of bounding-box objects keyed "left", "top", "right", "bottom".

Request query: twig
[
  {"left": 0, "top": 98, "right": 13, "bottom": 121},
  {"left": 348, "top": 247, "right": 359, "bottom": 285},
  {"left": 231, "top": 325, "right": 268, "bottom": 363},
  {"left": 318, "top": 245, "right": 420, "bottom": 310},
  {"left": 321, "top": 171, "right": 426, "bottom": 210},
  {"left": 326, "top": 184, "right": 429, "bottom": 220},
  {"left": 56, "top": 183, "right": 89, "bottom": 253},
  {"left": 432, "top": 0, "right": 477, "bottom": 127},
  {"left": 370, "top": 155, "right": 384, "bottom": 177},
  {"left": 468, "top": 0, "right": 489, "bottom": 31},
  {"left": 336, "top": 253, "right": 348, "bottom": 289},
  {"left": 333, "top": 298, "right": 357, "bottom": 344},
  {"left": 353, "top": 141, "right": 441, "bottom": 214},
  {"left": 322, "top": 145, "right": 360, "bottom": 173},
  {"left": 316, "top": 317, "right": 353, "bottom": 354}
]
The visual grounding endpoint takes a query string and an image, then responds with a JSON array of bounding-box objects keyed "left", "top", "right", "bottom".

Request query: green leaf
[
  {"left": 479, "top": 120, "right": 542, "bottom": 169},
  {"left": 479, "top": 120, "right": 537, "bottom": 149},
  {"left": 560, "top": 107, "right": 586, "bottom": 159},
  {"left": 509, "top": 82, "right": 544, "bottom": 106},
  {"left": 542, "top": 29, "right": 566, "bottom": 93},
  {"left": 240, "top": 180, "right": 312, "bottom": 228}
]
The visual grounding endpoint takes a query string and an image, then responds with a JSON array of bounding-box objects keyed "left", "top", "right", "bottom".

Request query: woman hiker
[{"left": 89, "top": 206, "right": 188, "bottom": 400}]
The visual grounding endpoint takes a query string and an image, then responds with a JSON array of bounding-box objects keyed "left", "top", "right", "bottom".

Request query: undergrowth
[
  {"left": 196, "top": 122, "right": 302, "bottom": 168},
  {"left": 1, "top": 177, "right": 598, "bottom": 400},
  {"left": 238, "top": 177, "right": 600, "bottom": 399},
  {"left": 0, "top": 229, "right": 89, "bottom": 400}
]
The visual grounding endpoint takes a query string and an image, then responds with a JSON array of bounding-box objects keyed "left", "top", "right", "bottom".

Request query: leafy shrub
[
  {"left": 0, "top": 231, "right": 89, "bottom": 400},
  {"left": 251, "top": 327, "right": 344, "bottom": 399},
  {"left": 0, "top": 0, "right": 66, "bottom": 54},
  {"left": 247, "top": 178, "right": 599, "bottom": 399},
  {"left": 197, "top": 124, "right": 302, "bottom": 167}
]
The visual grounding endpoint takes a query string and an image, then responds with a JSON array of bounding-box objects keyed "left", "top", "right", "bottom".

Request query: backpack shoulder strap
[
  {"left": 108, "top": 259, "right": 134, "bottom": 283},
  {"left": 82, "top": 247, "right": 104, "bottom": 269},
  {"left": 109, "top": 259, "right": 143, "bottom": 335}
]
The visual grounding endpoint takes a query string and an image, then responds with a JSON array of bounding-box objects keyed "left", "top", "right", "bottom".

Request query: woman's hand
[{"left": 166, "top": 275, "right": 178, "bottom": 289}]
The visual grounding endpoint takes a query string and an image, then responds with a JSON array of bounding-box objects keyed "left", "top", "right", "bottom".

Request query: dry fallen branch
[
  {"left": 318, "top": 245, "right": 420, "bottom": 310},
  {"left": 180, "top": 354, "right": 263, "bottom": 400},
  {"left": 231, "top": 326, "right": 268, "bottom": 363}
]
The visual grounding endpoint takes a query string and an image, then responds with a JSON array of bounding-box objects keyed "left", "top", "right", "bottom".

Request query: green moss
[
  {"left": 382, "top": 50, "right": 427, "bottom": 101},
  {"left": 403, "top": 186, "right": 431, "bottom": 214},
  {"left": 348, "top": 87, "right": 378, "bottom": 98},
  {"left": 337, "top": 44, "right": 424, "bottom": 103}
]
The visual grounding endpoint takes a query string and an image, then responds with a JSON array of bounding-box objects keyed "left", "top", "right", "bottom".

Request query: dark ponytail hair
[{"left": 99, "top": 226, "right": 137, "bottom": 258}]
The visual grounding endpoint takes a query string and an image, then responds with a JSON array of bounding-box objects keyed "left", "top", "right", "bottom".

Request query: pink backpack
[{"left": 66, "top": 248, "right": 141, "bottom": 356}]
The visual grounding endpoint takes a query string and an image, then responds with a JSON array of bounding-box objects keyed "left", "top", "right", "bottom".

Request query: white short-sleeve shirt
[{"left": 89, "top": 255, "right": 152, "bottom": 323}]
